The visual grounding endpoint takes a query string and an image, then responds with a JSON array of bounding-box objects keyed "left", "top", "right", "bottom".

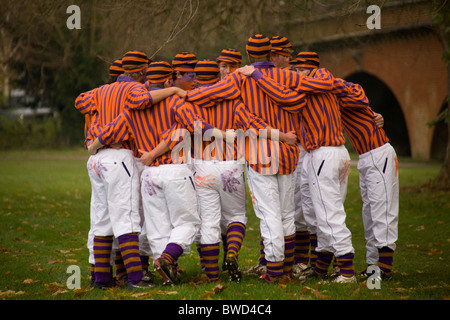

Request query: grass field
[{"left": 0, "top": 149, "right": 449, "bottom": 303}]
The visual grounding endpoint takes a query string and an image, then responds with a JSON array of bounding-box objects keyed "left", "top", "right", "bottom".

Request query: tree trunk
[{"left": 434, "top": 62, "right": 450, "bottom": 190}]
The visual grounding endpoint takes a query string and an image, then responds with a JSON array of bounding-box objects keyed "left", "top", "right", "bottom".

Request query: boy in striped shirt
[
  {"left": 337, "top": 78, "right": 399, "bottom": 281},
  {"left": 87, "top": 61, "right": 236, "bottom": 285},
  {"left": 186, "top": 34, "right": 335, "bottom": 283},
  {"left": 190, "top": 60, "right": 298, "bottom": 282},
  {"left": 216, "top": 48, "right": 242, "bottom": 80},
  {"left": 78, "top": 51, "right": 186, "bottom": 288},
  {"left": 294, "top": 53, "right": 398, "bottom": 280},
  {"left": 238, "top": 52, "right": 359, "bottom": 283}
]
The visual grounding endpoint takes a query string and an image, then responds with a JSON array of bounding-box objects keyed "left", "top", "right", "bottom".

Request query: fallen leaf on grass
[
  {"left": 427, "top": 249, "right": 443, "bottom": 256},
  {"left": 312, "top": 289, "right": 331, "bottom": 299},
  {"left": 74, "top": 287, "right": 93, "bottom": 297},
  {"left": 47, "top": 259, "right": 63, "bottom": 265},
  {"left": 212, "top": 284, "right": 228, "bottom": 294},
  {"left": 349, "top": 287, "right": 360, "bottom": 296},
  {"left": 149, "top": 289, "right": 178, "bottom": 295},
  {"left": 300, "top": 287, "right": 312, "bottom": 295},
  {"left": 0, "top": 290, "right": 26, "bottom": 298},
  {"left": 131, "top": 292, "right": 150, "bottom": 298},
  {"left": 23, "top": 279, "right": 39, "bottom": 284},
  {"left": 52, "top": 289, "right": 69, "bottom": 296}
]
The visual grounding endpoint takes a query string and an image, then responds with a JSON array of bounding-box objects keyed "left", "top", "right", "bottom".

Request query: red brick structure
[{"left": 284, "top": 0, "right": 447, "bottom": 159}]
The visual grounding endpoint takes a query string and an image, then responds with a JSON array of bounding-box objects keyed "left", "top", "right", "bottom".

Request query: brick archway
[
  {"left": 285, "top": 0, "right": 448, "bottom": 159},
  {"left": 344, "top": 71, "right": 411, "bottom": 157}
]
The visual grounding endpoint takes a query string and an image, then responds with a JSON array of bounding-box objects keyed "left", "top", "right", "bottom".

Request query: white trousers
[
  {"left": 194, "top": 161, "right": 247, "bottom": 244},
  {"left": 307, "top": 145, "right": 354, "bottom": 256},
  {"left": 294, "top": 145, "right": 317, "bottom": 234},
  {"left": 141, "top": 164, "right": 200, "bottom": 260},
  {"left": 134, "top": 159, "right": 152, "bottom": 257},
  {"left": 87, "top": 149, "right": 142, "bottom": 238},
  {"left": 358, "top": 143, "right": 399, "bottom": 264},
  {"left": 246, "top": 166, "right": 296, "bottom": 262}
]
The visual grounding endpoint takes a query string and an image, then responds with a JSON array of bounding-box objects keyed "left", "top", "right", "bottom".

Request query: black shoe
[
  {"left": 154, "top": 257, "right": 179, "bottom": 285},
  {"left": 360, "top": 266, "right": 393, "bottom": 281},
  {"left": 93, "top": 280, "right": 115, "bottom": 289},
  {"left": 224, "top": 254, "right": 242, "bottom": 282},
  {"left": 298, "top": 270, "right": 328, "bottom": 281}
]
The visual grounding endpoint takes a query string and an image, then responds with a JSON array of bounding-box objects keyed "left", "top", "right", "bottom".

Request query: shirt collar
[{"left": 251, "top": 61, "right": 274, "bottom": 69}]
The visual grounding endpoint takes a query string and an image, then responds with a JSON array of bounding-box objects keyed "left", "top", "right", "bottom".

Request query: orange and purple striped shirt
[
  {"left": 258, "top": 68, "right": 346, "bottom": 152},
  {"left": 96, "top": 93, "right": 215, "bottom": 167},
  {"left": 186, "top": 62, "right": 333, "bottom": 174},
  {"left": 335, "top": 78, "right": 389, "bottom": 154},
  {"left": 75, "top": 88, "right": 104, "bottom": 148},
  {"left": 82, "top": 76, "right": 155, "bottom": 156},
  {"left": 189, "top": 98, "right": 270, "bottom": 162}
]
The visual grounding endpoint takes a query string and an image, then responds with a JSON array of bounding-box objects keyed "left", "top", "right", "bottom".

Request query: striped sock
[
  {"left": 222, "top": 233, "right": 228, "bottom": 257},
  {"left": 283, "top": 234, "right": 295, "bottom": 275},
  {"left": 161, "top": 243, "right": 184, "bottom": 265},
  {"left": 294, "top": 231, "right": 310, "bottom": 265},
  {"left": 266, "top": 261, "right": 284, "bottom": 280},
  {"left": 141, "top": 255, "right": 149, "bottom": 272},
  {"left": 114, "top": 250, "right": 127, "bottom": 281},
  {"left": 377, "top": 247, "right": 394, "bottom": 276},
  {"left": 196, "top": 244, "right": 205, "bottom": 270},
  {"left": 226, "top": 222, "right": 246, "bottom": 257},
  {"left": 335, "top": 253, "right": 355, "bottom": 277},
  {"left": 118, "top": 233, "right": 142, "bottom": 285},
  {"left": 200, "top": 243, "right": 220, "bottom": 281},
  {"left": 90, "top": 264, "right": 95, "bottom": 283},
  {"left": 93, "top": 235, "right": 113, "bottom": 284},
  {"left": 314, "top": 251, "right": 333, "bottom": 275},
  {"left": 309, "top": 234, "right": 318, "bottom": 268},
  {"left": 259, "top": 236, "right": 267, "bottom": 266}
]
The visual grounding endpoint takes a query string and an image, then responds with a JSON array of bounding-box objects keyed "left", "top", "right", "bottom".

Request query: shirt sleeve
[
  {"left": 161, "top": 99, "right": 215, "bottom": 150},
  {"left": 124, "top": 84, "right": 154, "bottom": 110},
  {"left": 335, "top": 78, "right": 371, "bottom": 110},
  {"left": 174, "top": 100, "right": 214, "bottom": 136},
  {"left": 250, "top": 69, "right": 308, "bottom": 110},
  {"left": 96, "top": 111, "right": 131, "bottom": 146},
  {"left": 186, "top": 73, "right": 243, "bottom": 108},
  {"left": 249, "top": 70, "right": 307, "bottom": 113},
  {"left": 300, "top": 68, "right": 335, "bottom": 92},
  {"left": 233, "top": 100, "right": 269, "bottom": 131},
  {"left": 74, "top": 90, "right": 95, "bottom": 115}
]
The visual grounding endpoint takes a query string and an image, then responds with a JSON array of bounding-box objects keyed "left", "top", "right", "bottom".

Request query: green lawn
[{"left": 0, "top": 149, "right": 449, "bottom": 301}]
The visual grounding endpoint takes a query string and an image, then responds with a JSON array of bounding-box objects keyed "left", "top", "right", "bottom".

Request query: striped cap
[
  {"left": 195, "top": 60, "right": 219, "bottom": 84},
  {"left": 172, "top": 52, "right": 198, "bottom": 72},
  {"left": 246, "top": 34, "right": 271, "bottom": 58},
  {"left": 146, "top": 61, "right": 173, "bottom": 84},
  {"left": 109, "top": 59, "right": 124, "bottom": 77},
  {"left": 293, "top": 51, "right": 320, "bottom": 66},
  {"left": 122, "top": 51, "right": 151, "bottom": 73},
  {"left": 217, "top": 48, "right": 242, "bottom": 65},
  {"left": 270, "top": 36, "right": 293, "bottom": 57}
]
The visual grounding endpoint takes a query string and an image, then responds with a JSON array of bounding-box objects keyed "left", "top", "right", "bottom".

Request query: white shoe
[
  {"left": 293, "top": 263, "right": 309, "bottom": 276},
  {"left": 248, "top": 264, "right": 267, "bottom": 275},
  {"left": 330, "top": 274, "right": 357, "bottom": 284}
]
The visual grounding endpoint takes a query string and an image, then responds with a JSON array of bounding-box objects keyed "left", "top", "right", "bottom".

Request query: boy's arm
[
  {"left": 75, "top": 89, "right": 95, "bottom": 115},
  {"left": 87, "top": 112, "right": 130, "bottom": 155},
  {"left": 234, "top": 101, "right": 297, "bottom": 146},
  {"left": 126, "top": 86, "right": 187, "bottom": 110},
  {"left": 237, "top": 66, "right": 307, "bottom": 113},
  {"left": 185, "top": 73, "right": 242, "bottom": 108},
  {"left": 335, "top": 78, "right": 370, "bottom": 109},
  {"left": 139, "top": 140, "right": 171, "bottom": 166}
]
